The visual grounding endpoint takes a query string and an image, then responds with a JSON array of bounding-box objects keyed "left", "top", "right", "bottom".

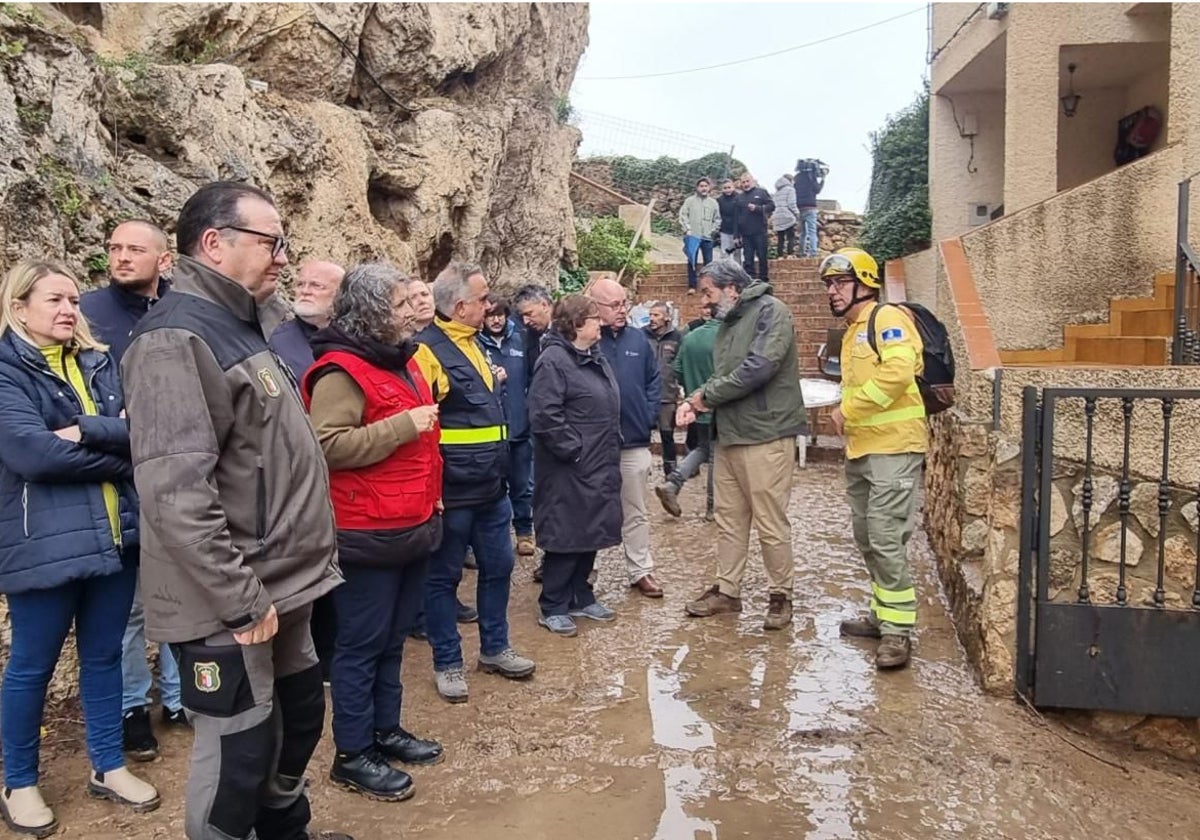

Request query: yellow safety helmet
[{"left": 818, "top": 247, "right": 881, "bottom": 289}]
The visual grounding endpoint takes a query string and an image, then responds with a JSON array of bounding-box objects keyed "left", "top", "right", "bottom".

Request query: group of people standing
[
  {"left": 677, "top": 158, "right": 827, "bottom": 292},
  {"left": 0, "top": 172, "right": 927, "bottom": 840}
]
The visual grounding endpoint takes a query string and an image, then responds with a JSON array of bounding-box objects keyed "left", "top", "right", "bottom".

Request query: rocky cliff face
[{"left": 0, "top": 2, "right": 588, "bottom": 289}]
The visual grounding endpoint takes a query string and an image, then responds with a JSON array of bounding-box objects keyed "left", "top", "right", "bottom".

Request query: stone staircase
[{"left": 1000, "top": 272, "right": 1176, "bottom": 366}]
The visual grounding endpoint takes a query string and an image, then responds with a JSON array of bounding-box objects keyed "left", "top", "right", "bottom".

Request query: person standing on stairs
[
  {"left": 733, "top": 173, "right": 775, "bottom": 283},
  {"left": 678, "top": 177, "right": 721, "bottom": 294}
]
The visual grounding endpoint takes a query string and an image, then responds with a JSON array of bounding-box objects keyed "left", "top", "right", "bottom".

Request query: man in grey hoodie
[{"left": 771, "top": 175, "right": 799, "bottom": 258}]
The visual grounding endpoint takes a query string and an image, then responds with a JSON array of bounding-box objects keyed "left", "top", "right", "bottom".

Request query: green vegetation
[
  {"left": 172, "top": 36, "right": 223, "bottom": 65},
  {"left": 97, "top": 51, "right": 153, "bottom": 80},
  {"left": 0, "top": 37, "right": 25, "bottom": 59},
  {"left": 603, "top": 151, "right": 742, "bottom": 204},
  {"left": 86, "top": 252, "right": 110, "bottom": 274},
  {"left": 576, "top": 217, "right": 652, "bottom": 279},
  {"left": 16, "top": 103, "right": 48, "bottom": 131},
  {"left": 38, "top": 159, "right": 86, "bottom": 218},
  {"left": 557, "top": 264, "right": 589, "bottom": 296},
  {"left": 554, "top": 96, "right": 575, "bottom": 126},
  {"left": 0, "top": 3, "right": 42, "bottom": 25},
  {"left": 859, "top": 87, "right": 931, "bottom": 262},
  {"left": 649, "top": 215, "right": 678, "bottom": 236}
]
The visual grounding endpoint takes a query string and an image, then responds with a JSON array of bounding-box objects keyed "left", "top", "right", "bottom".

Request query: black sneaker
[
  {"left": 162, "top": 707, "right": 190, "bottom": 728},
  {"left": 122, "top": 706, "right": 158, "bottom": 762},
  {"left": 329, "top": 750, "right": 414, "bottom": 801},
  {"left": 375, "top": 727, "right": 444, "bottom": 766},
  {"left": 456, "top": 601, "right": 478, "bottom": 624}
]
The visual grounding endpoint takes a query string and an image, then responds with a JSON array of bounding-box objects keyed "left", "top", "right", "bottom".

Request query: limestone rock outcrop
[{"left": 0, "top": 2, "right": 588, "bottom": 287}]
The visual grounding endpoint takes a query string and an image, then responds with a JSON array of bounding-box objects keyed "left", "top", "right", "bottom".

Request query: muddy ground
[{"left": 31, "top": 462, "right": 1200, "bottom": 839}]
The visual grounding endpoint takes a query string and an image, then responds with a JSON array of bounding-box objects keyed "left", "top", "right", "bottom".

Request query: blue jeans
[
  {"left": 331, "top": 557, "right": 428, "bottom": 753},
  {"left": 122, "top": 580, "right": 181, "bottom": 712},
  {"left": 509, "top": 437, "right": 534, "bottom": 537},
  {"left": 800, "top": 208, "right": 819, "bottom": 257},
  {"left": 2, "top": 563, "right": 137, "bottom": 787},
  {"left": 686, "top": 238, "right": 715, "bottom": 289},
  {"left": 424, "top": 496, "right": 514, "bottom": 671}
]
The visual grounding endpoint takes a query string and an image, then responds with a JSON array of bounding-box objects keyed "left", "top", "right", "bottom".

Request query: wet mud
[{"left": 32, "top": 463, "right": 1200, "bottom": 839}]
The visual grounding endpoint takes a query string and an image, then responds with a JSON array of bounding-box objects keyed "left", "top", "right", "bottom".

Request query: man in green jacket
[
  {"left": 677, "top": 261, "right": 806, "bottom": 631},
  {"left": 656, "top": 305, "right": 718, "bottom": 519}
]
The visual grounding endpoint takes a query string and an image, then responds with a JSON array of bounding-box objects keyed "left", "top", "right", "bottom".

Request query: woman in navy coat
[
  {"left": 528, "top": 295, "right": 623, "bottom": 637},
  {"left": 0, "top": 262, "right": 159, "bottom": 835}
]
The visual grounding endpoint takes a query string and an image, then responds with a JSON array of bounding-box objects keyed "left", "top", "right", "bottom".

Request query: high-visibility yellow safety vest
[{"left": 839, "top": 302, "right": 928, "bottom": 461}]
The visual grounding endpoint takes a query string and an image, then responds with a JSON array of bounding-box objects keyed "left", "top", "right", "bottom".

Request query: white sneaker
[
  {"left": 0, "top": 785, "right": 57, "bottom": 837},
  {"left": 87, "top": 767, "right": 160, "bottom": 813}
]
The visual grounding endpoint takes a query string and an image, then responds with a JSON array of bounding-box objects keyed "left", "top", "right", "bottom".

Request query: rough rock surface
[{"left": 0, "top": 2, "right": 587, "bottom": 287}]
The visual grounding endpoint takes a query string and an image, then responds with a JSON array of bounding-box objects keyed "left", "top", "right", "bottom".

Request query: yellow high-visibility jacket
[{"left": 839, "top": 302, "right": 927, "bottom": 460}]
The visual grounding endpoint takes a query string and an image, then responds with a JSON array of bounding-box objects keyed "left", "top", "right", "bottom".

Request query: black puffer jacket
[{"left": 528, "top": 331, "right": 622, "bottom": 553}]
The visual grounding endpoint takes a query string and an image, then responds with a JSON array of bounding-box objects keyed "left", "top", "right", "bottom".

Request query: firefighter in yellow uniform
[{"left": 822, "top": 248, "right": 926, "bottom": 669}]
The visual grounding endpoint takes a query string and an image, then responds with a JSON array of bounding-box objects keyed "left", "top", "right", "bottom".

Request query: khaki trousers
[
  {"left": 714, "top": 437, "right": 796, "bottom": 598},
  {"left": 619, "top": 447, "right": 655, "bottom": 584}
]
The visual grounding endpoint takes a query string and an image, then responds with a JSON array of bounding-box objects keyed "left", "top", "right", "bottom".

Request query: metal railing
[
  {"left": 1172, "top": 177, "right": 1200, "bottom": 364},
  {"left": 1016, "top": 386, "right": 1200, "bottom": 716}
]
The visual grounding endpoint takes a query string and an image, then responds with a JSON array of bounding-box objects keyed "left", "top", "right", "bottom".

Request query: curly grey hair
[
  {"left": 432, "top": 262, "right": 484, "bottom": 316},
  {"left": 333, "top": 261, "right": 409, "bottom": 342},
  {"left": 698, "top": 259, "right": 753, "bottom": 292}
]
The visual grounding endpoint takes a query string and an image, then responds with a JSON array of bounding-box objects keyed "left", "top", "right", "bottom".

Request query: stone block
[
  {"left": 962, "top": 466, "right": 991, "bottom": 517},
  {"left": 991, "top": 468, "right": 1021, "bottom": 531},
  {"left": 1130, "top": 482, "right": 1164, "bottom": 537},
  {"left": 1163, "top": 534, "right": 1198, "bottom": 587},
  {"left": 1072, "top": 475, "right": 1119, "bottom": 531},
  {"left": 1048, "top": 482, "right": 1070, "bottom": 537},
  {"left": 1091, "top": 521, "right": 1143, "bottom": 567},
  {"left": 994, "top": 437, "right": 1021, "bottom": 466},
  {"left": 958, "top": 424, "right": 989, "bottom": 458},
  {"left": 1183, "top": 500, "right": 1198, "bottom": 534},
  {"left": 961, "top": 519, "right": 990, "bottom": 555}
]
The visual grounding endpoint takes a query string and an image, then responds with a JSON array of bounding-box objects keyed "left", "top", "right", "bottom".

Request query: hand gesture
[
  {"left": 491, "top": 364, "right": 508, "bottom": 384},
  {"left": 408, "top": 404, "right": 439, "bottom": 434},
  {"left": 676, "top": 402, "right": 696, "bottom": 427},
  {"left": 233, "top": 603, "right": 279, "bottom": 646},
  {"left": 831, "top": 407, "right": 845, "bottom": 436}
]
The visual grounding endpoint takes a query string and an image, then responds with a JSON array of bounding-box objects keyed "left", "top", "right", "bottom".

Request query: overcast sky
[{"left": 570, "top": 2, "right": 930, "bottom": 213}]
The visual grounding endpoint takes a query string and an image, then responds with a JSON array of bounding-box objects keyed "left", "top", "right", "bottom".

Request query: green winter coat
[
  {"left": 701, "top": 281, "right": 806, "bottom": 445},
  {"left": 674, "top": 319, "right": 718, "bottom": 425}
]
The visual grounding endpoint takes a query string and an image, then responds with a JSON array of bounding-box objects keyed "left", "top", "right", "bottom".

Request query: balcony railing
[{"left": 1172, "top": 177, "right": 1200, "bottom": 364}]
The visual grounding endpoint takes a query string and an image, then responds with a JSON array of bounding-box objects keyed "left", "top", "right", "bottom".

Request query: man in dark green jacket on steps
[
  {"left": 656, "top": 305, "right": 718, "bottom": 519},
  {"left": 676, "top": 260, "right": 806, "bottom": 632}
]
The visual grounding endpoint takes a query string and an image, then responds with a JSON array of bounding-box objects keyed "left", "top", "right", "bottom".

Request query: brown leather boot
[
  {"left": 685, "top": 585, "right": 742, "bottom": 617},
  {"left": 875, "top": 635, "right": 912, "bottom": 669},
  {"left": 839, "top": 615, "right": 882, "bottom": 638},
  {"left": 763, "top": 594, "right": 793, "bottom": 630}
]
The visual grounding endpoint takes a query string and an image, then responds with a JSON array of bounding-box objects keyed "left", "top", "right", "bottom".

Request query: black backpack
[{"left": 866, "top": 303, "right": 956, "bottom": 415}]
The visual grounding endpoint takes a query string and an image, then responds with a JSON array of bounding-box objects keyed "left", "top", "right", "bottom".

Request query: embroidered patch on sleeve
[{"left": 880, "top": 327, "right": 904, "bottom": 342}]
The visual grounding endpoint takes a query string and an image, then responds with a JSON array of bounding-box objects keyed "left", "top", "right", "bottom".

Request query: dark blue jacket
[
  {"left": 479, "top": 319, "right": 529, "bottom": 441},
  {"left": 268, "top": 316, "right": 319, "bottom": 380},
  {"left": 598, "top": 325, "right": 661, "bottom": 449},
  {"left": 80, "top": 278, "right": 171, "bottom": 363},
  {"left": 0, "top": 331, "right": 138, "bottom": 595}
]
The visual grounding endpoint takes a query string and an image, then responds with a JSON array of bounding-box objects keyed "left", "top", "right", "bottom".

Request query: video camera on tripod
[{"left": 796, "top": 158, "right": 829, "bottom": 192}]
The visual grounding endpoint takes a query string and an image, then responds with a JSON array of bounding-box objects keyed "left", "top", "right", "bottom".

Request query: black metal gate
[{"left": 1016, "top": 386, "right": 1200, "bottom": 717}]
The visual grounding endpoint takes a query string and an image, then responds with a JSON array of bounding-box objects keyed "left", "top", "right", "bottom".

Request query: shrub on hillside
[
  {"left": 576, "top": 217, "right": 653, "bottom": 278},
  {"left": 859, "top": 87, "right": 931, "bottom": 262}
]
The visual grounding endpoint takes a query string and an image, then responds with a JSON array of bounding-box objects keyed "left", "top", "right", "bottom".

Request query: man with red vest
[
  {"left": 415, "top": 262, "right": 536, "bottom": 703},
  {"left": 303, "top": 263, "right": 446, "bottom": 801}
]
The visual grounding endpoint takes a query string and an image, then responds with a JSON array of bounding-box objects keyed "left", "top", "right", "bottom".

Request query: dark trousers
[
  {"left": 686, "top": 238, "right": 714, "bottom": 289},
  {"left": 173, "top": 605, "right": 324, "bottom": 840},
  {"left": 2, "top": 563, "right": 137, "bottom": 788},
  {"left": 508, "top": 437, "right": 534, "bottom": 538},
  {"left": 309, "top": 593, "right": 336, "bottom": 682},
  {"left": 775, "top": 226, "right": 795, "bottom": 257},
  {"left": 658, "top": 404, "right": 677, "bottom": 474},
  {"left": 741, "top": 232, "right": 770, "bottom": 281},
  {"left": 330, "top": 558, "right": 428, "bottom": 754},
  {"left": 424, "top": 496, "right": 515, "bottom": 671},
  {"left": 538, "top": 551, "right": 598, "bottom": 616}
]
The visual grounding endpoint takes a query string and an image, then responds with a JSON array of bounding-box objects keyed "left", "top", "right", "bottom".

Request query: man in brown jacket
[{"left": 122, "top": 182, "right": 349, "bottom": 840}]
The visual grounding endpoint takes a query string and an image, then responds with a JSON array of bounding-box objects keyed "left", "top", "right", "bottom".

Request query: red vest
[{"left": 302, "top": 351, "right": 442, "bottom": 531}]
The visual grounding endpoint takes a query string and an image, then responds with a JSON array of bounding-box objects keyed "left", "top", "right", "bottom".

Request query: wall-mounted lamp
[{"left": 1060, "top": 63, "right": 1082, "bottom": 118}]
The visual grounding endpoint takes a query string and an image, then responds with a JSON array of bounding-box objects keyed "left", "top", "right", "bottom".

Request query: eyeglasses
[
  {"left": 822, "top": 276, "right": 857, "bottom": 290},
  {"left": 220, "top": 226, "right": 289, "bottom": 259}
]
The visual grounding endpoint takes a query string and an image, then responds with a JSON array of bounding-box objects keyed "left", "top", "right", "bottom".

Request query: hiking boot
[
  {"left": 329, "top": 750, "right": 414, "bottom": 802},
  {"left": 87, "top": 767, "right": 160, "bottom": 813},
  {"left": 839, "top": 615, "right": 882, "bottom": 639},
  {"left": 655, "top": 482, "right": 682, "bottom": 517},
  {"left": 685, "top": 585, "right": 742, "bottom": 617},
  {"left": 538, "top": 614, "right": 578, "bottom": 637},
  {"left": 375, "top": 727, "right": 443, "bottom": 766},
  {"left": 876, "top": 635, "right": 912, "bottom": 670},
  {"left": 516, "top": 535, "right": 536, "bottom": 556},
  {"left": 0, "top": 785, "right": 57, "bottom": 838},
  {"left": 456, "top": 601, "right": 478, "bottom": 624},
  {"left": 763, "top": 594, "right": 793, "bottom": 631},
  {"left": 478, "top": 648, "right": 536, "bottom": 679},
  {"left": 121, "top": 706, "right": 158, "bottom": 762},
  {"left": 434, "top": 668, "right": 468, "bottom": 703},
  {"left": 569, "top": 602, "right": 617, "bottom": 622},
  {"left": 162, "top": 707, "right": 190, "bottom": 728}
]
